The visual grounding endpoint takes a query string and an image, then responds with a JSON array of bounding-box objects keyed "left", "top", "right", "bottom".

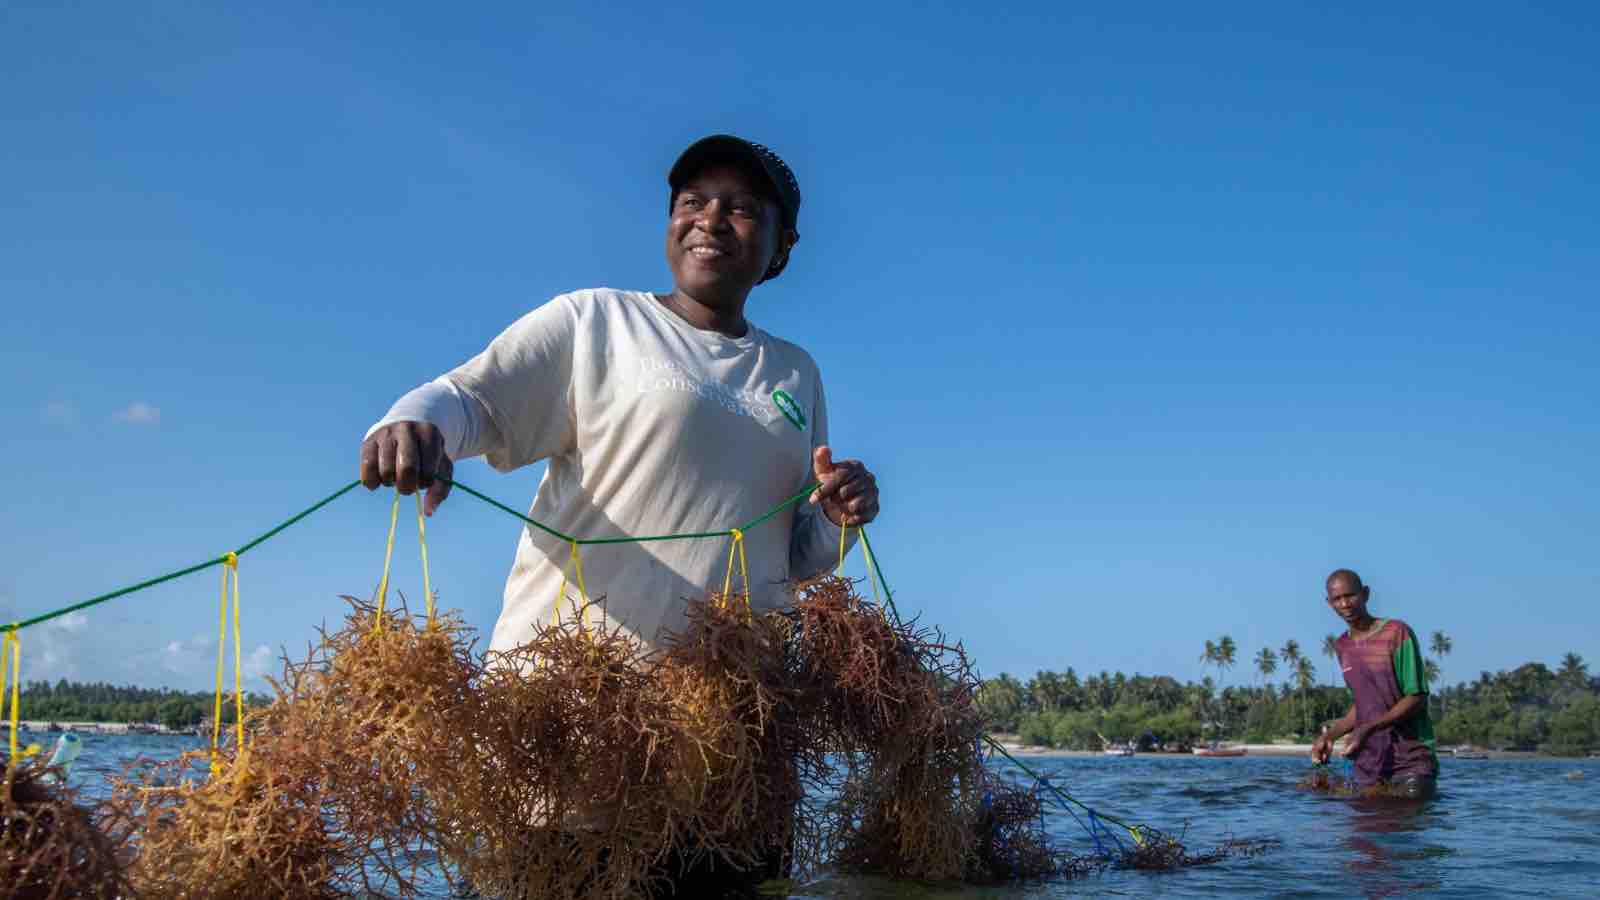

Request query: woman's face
[{"left": 665, "top": 164, "right": 783, "bottom": 305}]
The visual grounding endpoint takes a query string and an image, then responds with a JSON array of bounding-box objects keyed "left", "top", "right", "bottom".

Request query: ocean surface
[{"left": 48, "top": 733, "right": 1600, "bottom": 897}]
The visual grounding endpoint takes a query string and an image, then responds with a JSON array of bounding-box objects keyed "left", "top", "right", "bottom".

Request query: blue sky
[{"left": 3, "top": 2, "right": 1595, "bottom": 694}]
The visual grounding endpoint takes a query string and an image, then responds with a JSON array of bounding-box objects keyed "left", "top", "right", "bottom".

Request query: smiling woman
[
  {"left": 662, "top": 137, "right": 799, "bottom": 324},
  {"left": 354, "top": 133, "right": 883, "bottom": 893}
]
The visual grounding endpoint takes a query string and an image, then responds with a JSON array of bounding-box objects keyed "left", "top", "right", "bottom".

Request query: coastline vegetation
[
  {"left": 15, "top": 645, "right": 1597, "bottom": 756},
  {"left": 12, "top": 681, "right": 270, "bottom": 731},
  {"left": 978, "top": 638, "right": 1597, "bottom": 756}
]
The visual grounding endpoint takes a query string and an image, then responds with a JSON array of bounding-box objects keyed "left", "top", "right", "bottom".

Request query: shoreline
[{"left": 987, "top": 738, "right": 1562, "bottom": 761}]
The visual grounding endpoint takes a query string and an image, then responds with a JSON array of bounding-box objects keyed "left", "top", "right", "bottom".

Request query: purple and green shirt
[{"left": 1334, "top": 618, "right": 1438, "bottom": 785}]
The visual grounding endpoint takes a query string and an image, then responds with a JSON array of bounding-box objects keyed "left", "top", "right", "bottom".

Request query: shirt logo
[{"left": 772, "top": 389, "right": 805, "bottom": 431}]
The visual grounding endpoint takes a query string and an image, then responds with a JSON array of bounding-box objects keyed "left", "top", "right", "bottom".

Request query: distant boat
[
  {"left": 1192, "top": 745, "right": 1247, "bottom": 757},
  {"left": 1103, "top": 746, "right": 1135, "bottom": 757},
  {"left": 1452, "top": 748, "right": 1489, "bottom": 760}
]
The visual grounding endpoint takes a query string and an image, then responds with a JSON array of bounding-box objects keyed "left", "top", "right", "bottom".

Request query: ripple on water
[{"left": 35, "top": 738, "right": 1600, "bottom": 898}]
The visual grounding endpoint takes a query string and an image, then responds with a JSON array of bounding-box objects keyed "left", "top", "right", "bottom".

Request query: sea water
[{"left": 53, "top": 734, "right": 1600, "bottom": 897}]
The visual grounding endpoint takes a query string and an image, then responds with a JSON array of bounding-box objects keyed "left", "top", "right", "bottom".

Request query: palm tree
[
  {"left": 1216, "top": 634, "right": 1241, "bottom": 688},
  {"left": 1280, "top": 639, "right": 1302, "bottom": 669},
  {"left": 1255, "top": 647, "right": 1278, "bottom": 687},
  {"left": 1294, "top": 656, "right": 1317, "bottom": 736},
  {"left": 1322, "top": 634, "right": 1340, "bottom": 686},
  {"left": 1559, "top": 652, "right": 1588, "bottom": 689},
  {"left": 1430, "top": 631, "right": 1453, "bottom": 714},
  {"left": 1200, "top": 639, "right": 1218, "bottom": 684}
]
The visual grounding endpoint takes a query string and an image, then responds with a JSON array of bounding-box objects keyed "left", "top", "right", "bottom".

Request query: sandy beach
[
  {"left": 988, "top": 738, "right": 1547, "bottom": 761},
  {"left": 990, "top": 739, "right": 1314, "bottom": 759}
]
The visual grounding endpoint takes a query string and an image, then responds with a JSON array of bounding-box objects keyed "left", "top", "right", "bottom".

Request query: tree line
[
  {"left": 15, "top": 679, "right": 271, "bottom": 731},
  {"left": 978, "top": 633, "right": 1598, "bottom": 756}
]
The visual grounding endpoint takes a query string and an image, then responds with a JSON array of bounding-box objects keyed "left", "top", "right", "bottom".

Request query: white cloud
[
  {"left": 112, "top": 402, "right": 161, "bottom": 425},
  {"left": 0, "top": 599, "right": 84, "bottom": 682},
  {"left": 245, "top": 644, "right": 276, "bottom": 680},
  {"left": 42, "top": 402, "right": 78, "bottom": 426},
  {"left": 48, "top": 611, "right": 89, "bottom": 632}
]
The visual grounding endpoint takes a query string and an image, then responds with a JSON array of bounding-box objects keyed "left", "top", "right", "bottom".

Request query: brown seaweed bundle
[
  {"left": 968, "top": 776, "right": 1091, "bottom": 881},
  {"left": 785, "top": 576, "right": 999, "bottom": 881},
  {"left": 266, "top": 598, "right": 481, "bottom": 894},
  {"left": 114, "top": 742, "right": 344, "bottom": 899},
  {"left": 0, "top": 756, "right": 128, "bottom": 900},
  {"left": 1116, "top": 825, "right": 1278, "bottom": 870},
  {"left": 648, "top": 594, "right": 818, "bottom": 880},
  {"left": 1296, "top": 765, "right": 1417, "bottom": 800},
  {"left": 110, "top": 597, "right": 480, "bottom": 898},
  {"left": 430, "top": 600, "right": 680, "bottom": 900}
]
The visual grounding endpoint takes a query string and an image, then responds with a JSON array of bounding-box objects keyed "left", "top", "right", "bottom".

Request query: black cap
[{"left": 668, "top": 134, "right": 801, "bottom": 231}]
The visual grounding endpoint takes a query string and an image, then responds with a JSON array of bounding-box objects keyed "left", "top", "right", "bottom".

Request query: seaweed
[
  {"left": 428, "top": 599, "right": 677, "bottom": 900},
  {"left": 0, "top": 756, "right": 128, "bottom": 900},
  {"left": 108, "top": 598, "right": 479, "bottom": 898}
]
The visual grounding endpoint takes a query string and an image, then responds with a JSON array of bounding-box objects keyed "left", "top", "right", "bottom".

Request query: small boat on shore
[
  {"left": 1103, "top": 746, "right": 1134, "bottom": 757},
  {"left": 1192, "top": 745, "right": 1248, "bottom": 757},
  {"left": 1452, "top": 747, "right": 1490, "bottom": 760}
]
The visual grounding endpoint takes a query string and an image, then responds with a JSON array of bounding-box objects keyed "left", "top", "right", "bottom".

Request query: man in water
[{"left": 1311, "top": 569, "right": 1439, "bottom": 798}]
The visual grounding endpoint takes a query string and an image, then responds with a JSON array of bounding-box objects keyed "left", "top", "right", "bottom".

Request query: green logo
[{"left": 772, "top": 389, "right": 806, "bottom": 431}]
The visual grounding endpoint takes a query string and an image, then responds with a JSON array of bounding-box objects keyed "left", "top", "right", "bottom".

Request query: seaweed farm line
[{"left": 60, "top": 735, "right": 1600, "bottom": 897}]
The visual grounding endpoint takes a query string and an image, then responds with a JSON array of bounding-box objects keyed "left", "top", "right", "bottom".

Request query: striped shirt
[{"left": 1334, "top": 618, "right": 1438, "bottom": 784}]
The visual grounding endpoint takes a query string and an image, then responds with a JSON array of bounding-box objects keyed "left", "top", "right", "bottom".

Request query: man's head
[
  {"left": 1324, "top": 568, "right": 1371, "bottom": 625},
  {"left": 665, "top": 135, "right": 801, "bottom": 305}
]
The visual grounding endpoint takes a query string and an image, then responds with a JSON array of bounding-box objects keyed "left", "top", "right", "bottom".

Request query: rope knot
[{"left": 222, "top": 551, "right": 239, "bottom": 568}]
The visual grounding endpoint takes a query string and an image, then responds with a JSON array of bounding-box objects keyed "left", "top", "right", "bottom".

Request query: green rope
[
  {"left": 737, "top": 483, "right": 819, "bottom": 533},
  {"left": 3, "top": 478, "right": 825, "bottom": 633},
  {"left": 440, "top": 478, "right": 575, "bottom": 542},
  {"left": 1, "top": 466, "right": 1154, "bottom": 848},
  {"left": 5, "top": 556, "right": 230, "bottom": 634},
  {"left": 235, "top": 479, "right": 363, "bottom": 555},
  {"left": 858, "top": 527, "right": 900, "bottom": 624},
  {"left": 858, "top": 530, "right": 1143, "bottom": 843},
  {"left": 5, "top": 481, "right": 369, "bottom": 634}
]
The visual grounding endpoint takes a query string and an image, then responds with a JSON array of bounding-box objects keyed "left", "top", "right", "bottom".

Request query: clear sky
[{"left": 3, "top": 2, "right": 1595, "bottom": 694}]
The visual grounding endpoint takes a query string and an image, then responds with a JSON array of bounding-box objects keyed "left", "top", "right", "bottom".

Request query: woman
[{"left": 359, "top": 134, "right": 881, "bottom": 893}]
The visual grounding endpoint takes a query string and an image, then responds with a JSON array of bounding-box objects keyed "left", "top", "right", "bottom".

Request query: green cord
[
  {"left": 235, "top": 479, "right": 364, "bottom": 554},
  {"left": 4, "top": 478, "right": 820, "bottom": 632},
  {"left": 439, "top": 478, "right": 576, "bottom": 542},
  {"left": 5, "top": 556, "right": 231, "bottom": 633},
  {"left": 2, "top": 468, "right": 1157, "bottom": 848}
]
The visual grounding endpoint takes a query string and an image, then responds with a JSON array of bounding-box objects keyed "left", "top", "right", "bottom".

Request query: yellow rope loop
[
  {"left": 569, "top": 540, "right": 591, "bottom": 634},
  {"left": 229, "top": 556, "right": 245, "bottom": 756},
  {"left": 3, "top": 629, "right": 20, "bottom": 763},
  {"left": 373, "top": 491, "right": 402, "bottom": 632},
  {"left": 554, "top": 540, "right": 592, "bottom": 633},
  {"left": 721, "top": 529, "right": 751, "bottom": 613},
  {"left": 210, "top": 559, "right": 230, "bottom": 775},
  {"left": 415, "top": 493, "right": 435, "bottom": 626},
  {"left": 209, "top": 552, "right": 245, "bottom": 775}
]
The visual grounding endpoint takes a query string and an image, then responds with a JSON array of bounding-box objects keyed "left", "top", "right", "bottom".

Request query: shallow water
[{"left": 51, "top": 734, "right": 1600, "bottom": 897}]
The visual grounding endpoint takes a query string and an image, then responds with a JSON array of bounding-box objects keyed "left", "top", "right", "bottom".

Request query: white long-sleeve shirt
[{"left": 370, "top": 288, "right": 852, "bottom": 654}]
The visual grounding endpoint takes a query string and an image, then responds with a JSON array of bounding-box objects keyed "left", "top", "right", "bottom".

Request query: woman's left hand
[
  {"left": 1341, "top": 724, "right": 1372, "bottom": 758},
  {"left": 810, "top": 446, "right": 880, "bottom": 527}
]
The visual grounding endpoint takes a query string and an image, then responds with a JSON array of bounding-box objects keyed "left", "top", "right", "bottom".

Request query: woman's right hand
[{"left": 360, "top": 421, "right": 454, "bottom": 515}]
